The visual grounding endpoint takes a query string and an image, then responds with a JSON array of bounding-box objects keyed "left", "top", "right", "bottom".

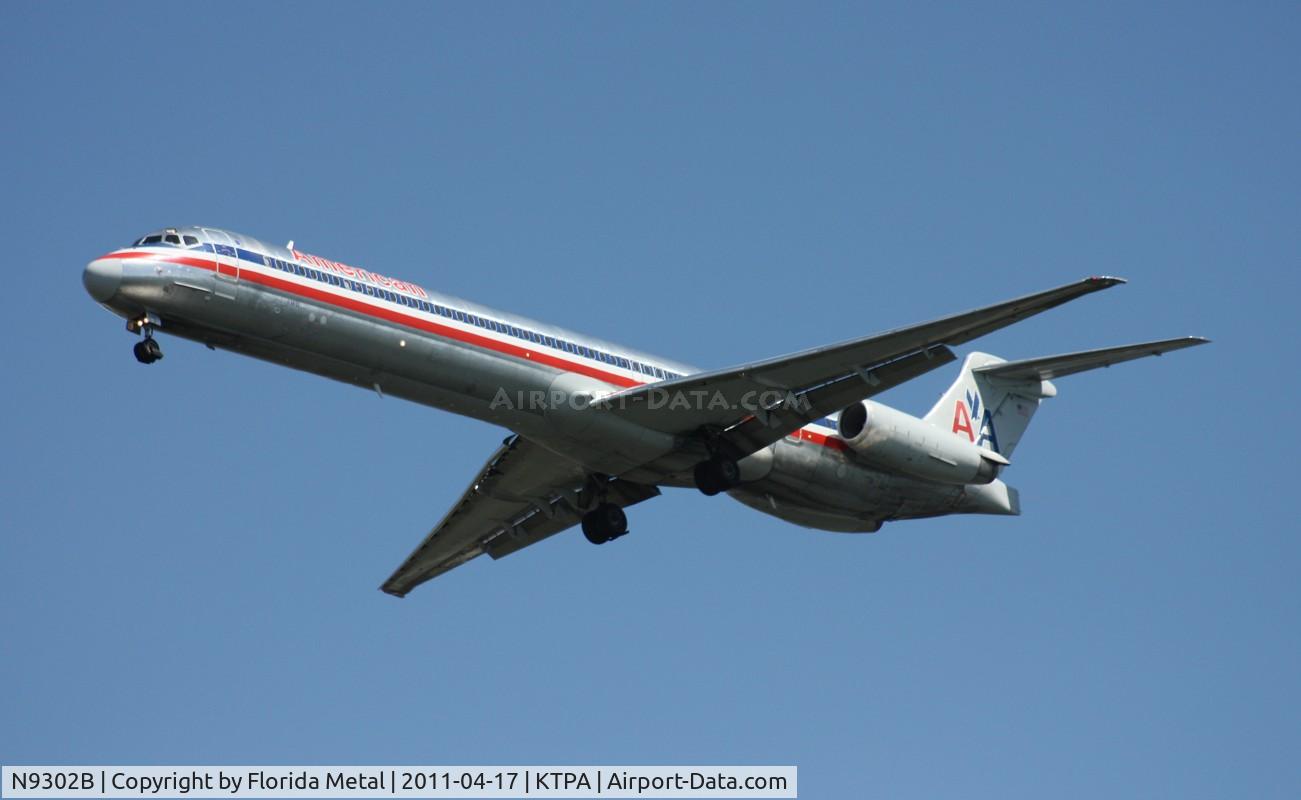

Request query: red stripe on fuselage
[
  {"left": 112, "top": 249, "right": 641, "bottom": 387},
  {"left": 803, "top": 430, "right": 847, "bottom": 450},
  {"left": 104, "top": 249, "right": 847, "bottom": 448},
  {"left": 99, "top": 251, "right": 156, "bottom": 260}
]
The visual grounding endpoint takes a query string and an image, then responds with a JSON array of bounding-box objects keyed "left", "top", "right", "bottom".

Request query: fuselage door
[{"left": 202, "top": 228, "right": 239, "bottom": 298}]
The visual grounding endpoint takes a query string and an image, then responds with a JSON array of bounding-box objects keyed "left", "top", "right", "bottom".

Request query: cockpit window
[{"left": 133, "top": 230, "right": 201, "bottom": 247}]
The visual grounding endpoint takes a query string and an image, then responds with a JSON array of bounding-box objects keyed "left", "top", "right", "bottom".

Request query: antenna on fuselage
[{"left": 286, "top": 240, "right": 295, "bottom": 250}]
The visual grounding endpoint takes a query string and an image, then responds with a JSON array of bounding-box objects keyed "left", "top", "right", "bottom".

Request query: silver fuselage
[{"left": 84, "top": 225, "right": 1015, "bottom": 533}]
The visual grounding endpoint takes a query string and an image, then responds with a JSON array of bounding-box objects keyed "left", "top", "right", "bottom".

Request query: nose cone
[{"left": 83, "top": 257, "right": 122, "bottom": 302}]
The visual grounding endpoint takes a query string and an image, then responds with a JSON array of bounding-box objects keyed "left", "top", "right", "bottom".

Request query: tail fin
[
  {"left": 923, "top": 352, "right": 1046, "bottom": 458},
  {"left": 923, "top": 337, "right": 1209, "bottom": 458}
]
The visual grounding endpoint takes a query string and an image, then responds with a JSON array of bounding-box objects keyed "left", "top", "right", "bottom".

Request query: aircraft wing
[
  {"left": 719, "top": 345, "right": 957, "bottom": 456},
  {"left": 973, "top": 336, "right": 1211, "bottom": 380},
  {"left": 380, "top": 435, "right": 660, "bottom": 597},
  {"left": 597, "top": 276, "right": 1125, "bottom": 457}
]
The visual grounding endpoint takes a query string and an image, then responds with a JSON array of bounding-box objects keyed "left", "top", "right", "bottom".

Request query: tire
[
  {"left": 582, "top": 503, "right": 628, "bottom": 544},
  {"left": 581, "top": 516, "right": 608, "bottom": 545},
  {"left": 694, "top": 462, "right": 722, "bottom": 496},
  {"left": 715, "top": 457, "right": 740, "bottom": 486},
  {"left": 599, "top": 504, "right": 628, "bottom": 537},
  {"left": 694, "top": 458, "right": 738, "bottom": 495}
]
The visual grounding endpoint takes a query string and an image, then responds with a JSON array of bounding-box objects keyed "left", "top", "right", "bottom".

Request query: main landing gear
[
  {"left": 693, "top": 456, "right": 741, "bottom": 497},
  {"left": 582, "top": 503, "right": 629, "bottom": 545},
  {"left": 129, "top": 314, "right": 163, "bottom": 364}
]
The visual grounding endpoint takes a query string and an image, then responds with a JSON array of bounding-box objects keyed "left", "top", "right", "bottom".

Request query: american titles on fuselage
[{"left": 291, "top": 249, "right": 428, "bottom": 299}]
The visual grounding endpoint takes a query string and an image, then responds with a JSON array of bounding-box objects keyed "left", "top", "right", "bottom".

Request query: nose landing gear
[
  {"left": 133, "top": 337, "right": 163, "bottom": 364},
  {"left": 128, "top": 314, "right": 163, "bottom": 364}
]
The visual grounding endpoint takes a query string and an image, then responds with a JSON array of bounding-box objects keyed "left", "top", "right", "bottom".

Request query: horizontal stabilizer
[{"left": 973, "top": 336, "right": 1210, "bottom": 381}]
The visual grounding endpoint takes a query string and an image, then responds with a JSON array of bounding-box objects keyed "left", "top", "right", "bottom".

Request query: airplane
[{"left": 83, "top": 226, "right": 1208, "bottom": 597}]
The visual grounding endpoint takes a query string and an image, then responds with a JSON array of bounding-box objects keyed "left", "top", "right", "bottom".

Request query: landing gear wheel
[
  {"left": 133, "top": 337, "right": 163, "bottom": 364},
  {"left": 715, "top": 457, "right": 741, "bottom": 485},
  {"left": 581, "top": 503, "right": 628, "bottom": 545},
  {"left": 694, "top": 457, "right": 741, "bottom": 496}
]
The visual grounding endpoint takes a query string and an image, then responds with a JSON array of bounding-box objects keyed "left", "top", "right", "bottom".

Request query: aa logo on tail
[{"left": 952, "top": 389, "right": 1000, "bottom": 452}]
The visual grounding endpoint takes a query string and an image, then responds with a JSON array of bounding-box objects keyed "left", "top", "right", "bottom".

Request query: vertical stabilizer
[{"left": 922, "top": 352, "right": 1055, "bottom": 458}]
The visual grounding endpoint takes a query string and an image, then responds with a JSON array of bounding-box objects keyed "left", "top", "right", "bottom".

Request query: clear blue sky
[{"left": 2, "top": 3, "right": 1297, "bottom": 798}]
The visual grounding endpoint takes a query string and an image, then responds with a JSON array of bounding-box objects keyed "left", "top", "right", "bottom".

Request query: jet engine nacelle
[{"left": 837, "top": 400, "right": 1005, "bottom": 485}]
